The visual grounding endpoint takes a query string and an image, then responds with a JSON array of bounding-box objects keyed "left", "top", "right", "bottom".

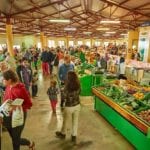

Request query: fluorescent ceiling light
[
  {"left": 83, "top": 31, "right": 92, "bottom": 34},
  {"left": 0, "top": 28, "right": 5, "bottom": 30},
  {"left": 100, "top": 20, "right": 120, "bottom": 24},
  {"left": 121, "top": 33, "right": 127, "bottom": 36},
  {"left": 103, "top": 34, "right": 110, "bottom": 36},
  {"left": 106, "top": 31, "right": 116, "bottom": 34},
  {"left": 64, "top": 27, "right": 76, "bottom": 31},
  {"left": 96, "top": 28, "right": 110, "bottom": 31},
  {"left": 49, "top": 19, "right": 70, "bottom": 23}
]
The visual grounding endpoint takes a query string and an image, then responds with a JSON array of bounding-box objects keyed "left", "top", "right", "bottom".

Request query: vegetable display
[{"left": 100, "top": 84, "right": 150, "bottom": 125}]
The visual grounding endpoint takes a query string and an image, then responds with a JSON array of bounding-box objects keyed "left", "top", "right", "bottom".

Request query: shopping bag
[
  {"left": 51, "top": 61, "right": 54, "bottom": 65},
  {"left": 12, "top": 106, "right": 24, "bottom": 128}
]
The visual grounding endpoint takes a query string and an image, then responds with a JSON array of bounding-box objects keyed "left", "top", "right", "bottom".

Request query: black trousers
[
  {"left": 3, "top": 112, "right": 30, "bottom": 150},
  {"left": 32, "top": 85, "right": 38, "bottom": 97}
]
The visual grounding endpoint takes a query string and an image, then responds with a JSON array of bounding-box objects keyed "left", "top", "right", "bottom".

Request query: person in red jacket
[{"left": 2, "top": 69, "right": 35, "bottom": 150}]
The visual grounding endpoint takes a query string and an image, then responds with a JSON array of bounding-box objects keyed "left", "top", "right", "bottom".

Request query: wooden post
[
  {"left": 6, "top": 19, "right": 14, "bottom": 56},
  {"left": 127, "top": 30, "right": 139, "bottom": 59},
  {"left": 40, "top": 32, "right": 45, "bottom": 50}
]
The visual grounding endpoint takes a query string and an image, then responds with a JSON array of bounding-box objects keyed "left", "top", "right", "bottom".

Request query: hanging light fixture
[
  {"left": 49, "top": 3, "right": 70, "bottom": 23},
  {"left": 96, "top": 27, "right": 110, "bottom": 31},
  {"left": 83, "top": 31, "right": 92, "bottom": 34},
  {"left": 100, "top": 20, "right": 120, "bottom": 24},
  {"left": 49, "top": 19, "right": 70, "bottom": 23},
  {"left": 121, "top": 33, "right": 128, "bottom": 36},
  {"left": 106, "top": 31, "right": 116, "bottom": 34}
]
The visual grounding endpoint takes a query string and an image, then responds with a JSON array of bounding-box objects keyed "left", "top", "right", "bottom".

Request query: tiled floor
[{"left": 1, "top": 73, "right": 134, "bottom": 150}]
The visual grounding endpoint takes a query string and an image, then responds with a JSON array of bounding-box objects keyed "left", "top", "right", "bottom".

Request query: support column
[
  {"left": 33, "top": 36, "right": 37, "bottom": 48},
  {"left": 44, "top": 35, "right": 48, "bottom": 47},
  {"left": 40, "top": 32, "right": 45, "bottom": 50},
  {"left": 90, "top": 38, "right": 93, "bottom": 47},
  {"left": 66, "top": 36, "right": 69, "bottom": 48},
  {"left": 127, "top": 30, "right": 139, "bottom": 59},
  {"left": 6, "top": 23, "right": 14, "bottom": 56}
]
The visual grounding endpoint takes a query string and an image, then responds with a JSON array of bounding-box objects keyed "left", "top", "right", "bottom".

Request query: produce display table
[
  {"left": 76, "top": 63, "right": 94, "bottom": 96},
  {"left": 79, "top": 74, "right": 92, "bottom": 96},
  {"left": 92, "top": 74, "right": 104, "bottom": 86},
  {"left": 92, "top": 87, "right": 150, "bottom": 150}
]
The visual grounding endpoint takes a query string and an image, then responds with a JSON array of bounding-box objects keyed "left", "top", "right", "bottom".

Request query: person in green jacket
[{"left": 79, "top": 48, "right": 85, "bottom": 63}]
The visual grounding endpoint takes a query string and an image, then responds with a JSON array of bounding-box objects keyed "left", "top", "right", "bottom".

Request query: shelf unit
[{"left": 92, "top": 87, "right": 150, "bottom": 150}]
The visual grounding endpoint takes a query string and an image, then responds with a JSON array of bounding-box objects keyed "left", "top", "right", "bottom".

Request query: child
[
  {"left": 47, "top": 80, "right": 58, "bottom": 113},
  {"left": 32, "top": 71, "right": 38, "bottom": 98}
]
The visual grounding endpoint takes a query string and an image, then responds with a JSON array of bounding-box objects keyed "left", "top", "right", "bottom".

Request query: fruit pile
[
  {"left": 138, "top": 109, "right": 150, "bottom": 124},
  {"left": 142, "top": 87, "right": 150, "bottom": 92},
  {"left": 133, "top": 92, "right": 144, "bottom": 100},
  {"left": 99, "top": 83, "right": 150, "bottom": 124}
]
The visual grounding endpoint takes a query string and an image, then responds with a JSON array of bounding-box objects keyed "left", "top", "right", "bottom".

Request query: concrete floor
[{"left": 1, "top": 73, "right": 134, "bottom": 150}]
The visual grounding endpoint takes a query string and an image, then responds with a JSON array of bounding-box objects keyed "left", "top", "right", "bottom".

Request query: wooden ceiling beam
[
  {"left": 41, "top": 4, "right": 81, "bottom": 19},
  {"left": 137, "top": 7, "right": 150, "bottom": 10},
  {"left": 95, "top": 4, "right": 109, "bottom": 15},
  {"left": 10, "top": 0, "right": 67, "bottom": 16},
  {"left": 99, "top": 0, "right": 150, "bottom": 17},
  {"left": 88, "top": 11, "right": 135, "bottom": 30},
  {"left": 63, "top": 2, "right": 85, "bottom": 21},
  {"left": 21, "top": 4, "right": 81, "bottom": 28},
  {"left": 8, "top": 0, "right": 15, "bottom": 15},
  {"left": 38, "top": 5, "right": 83, "bottom": 29},
  {"left": 110, "top": 6, "right": 118, "bottom": 17},
  {"left": 116, "top": 2, "right": 150, "bottom": 20},
  {"left": 83, "top": 0, "right": 88, "bottom": 11},
  {"left": 134, "top": 2, "right": 150, "bottom": 10},
  {"left": 119, "top": 0, "right": 130, "bottom": 5}
]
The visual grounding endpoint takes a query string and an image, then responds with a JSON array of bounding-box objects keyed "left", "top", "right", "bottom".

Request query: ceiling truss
[{"left": 0, "top": 0, "right": 149, "bottom": 38}]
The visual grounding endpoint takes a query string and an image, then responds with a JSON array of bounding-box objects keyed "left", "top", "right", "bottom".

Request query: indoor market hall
[{"left": 0, "top": 0, "right": 150, "bottom": 150}]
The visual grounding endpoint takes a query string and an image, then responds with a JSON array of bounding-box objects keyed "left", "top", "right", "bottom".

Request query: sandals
[{"left": 29, "top": 141, "right": 35, "bottom": 150}]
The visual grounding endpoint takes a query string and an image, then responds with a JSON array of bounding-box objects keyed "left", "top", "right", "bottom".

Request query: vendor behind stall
[{"left": 118, "top": 54, "right": 126, "bottom": 79}]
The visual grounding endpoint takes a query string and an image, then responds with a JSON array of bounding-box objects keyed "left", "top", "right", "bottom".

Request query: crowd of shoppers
[{"left": 0, "top": 43, "right": 140, "bottom": 149}]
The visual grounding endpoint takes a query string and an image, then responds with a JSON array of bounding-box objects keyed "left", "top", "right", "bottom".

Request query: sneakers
[{"left": 55, "top": 131, "right": 66, "bottom": 139}]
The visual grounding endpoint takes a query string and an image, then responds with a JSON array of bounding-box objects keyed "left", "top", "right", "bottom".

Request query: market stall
[
  {"left": 125, "top": 60, "right": 150, "bottom": 83},
  {"left": 92, "top": 83, "right": 150, "bottom": 150}
]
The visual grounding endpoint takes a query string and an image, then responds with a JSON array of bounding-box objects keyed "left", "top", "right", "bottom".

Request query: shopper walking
[
  {"left": 58, "top": 55, "right": 74, "bottom": 85},
  {"left": 47, "top": 79, "right": 59, "bottom": 113},
  {"left": 47, "top": 48, "right": 54, "bottom": 75},
  {"left": 56, "top": 71, "right": 81, "bottom": 145},
  {"left": 31, "top": 70, "right": 38, "bottom": 98},
  {"left": 40, "top": 48, "right": 49, "bottom": 76},
  {"left": 17, "top": 59, "right": 32, "bottom": 91},
  {"left": 1, "top": 69, "right": 35, "bottom": 150},
  {"left": 52, "top": 51, "right": 59, "bottom": 76}
]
